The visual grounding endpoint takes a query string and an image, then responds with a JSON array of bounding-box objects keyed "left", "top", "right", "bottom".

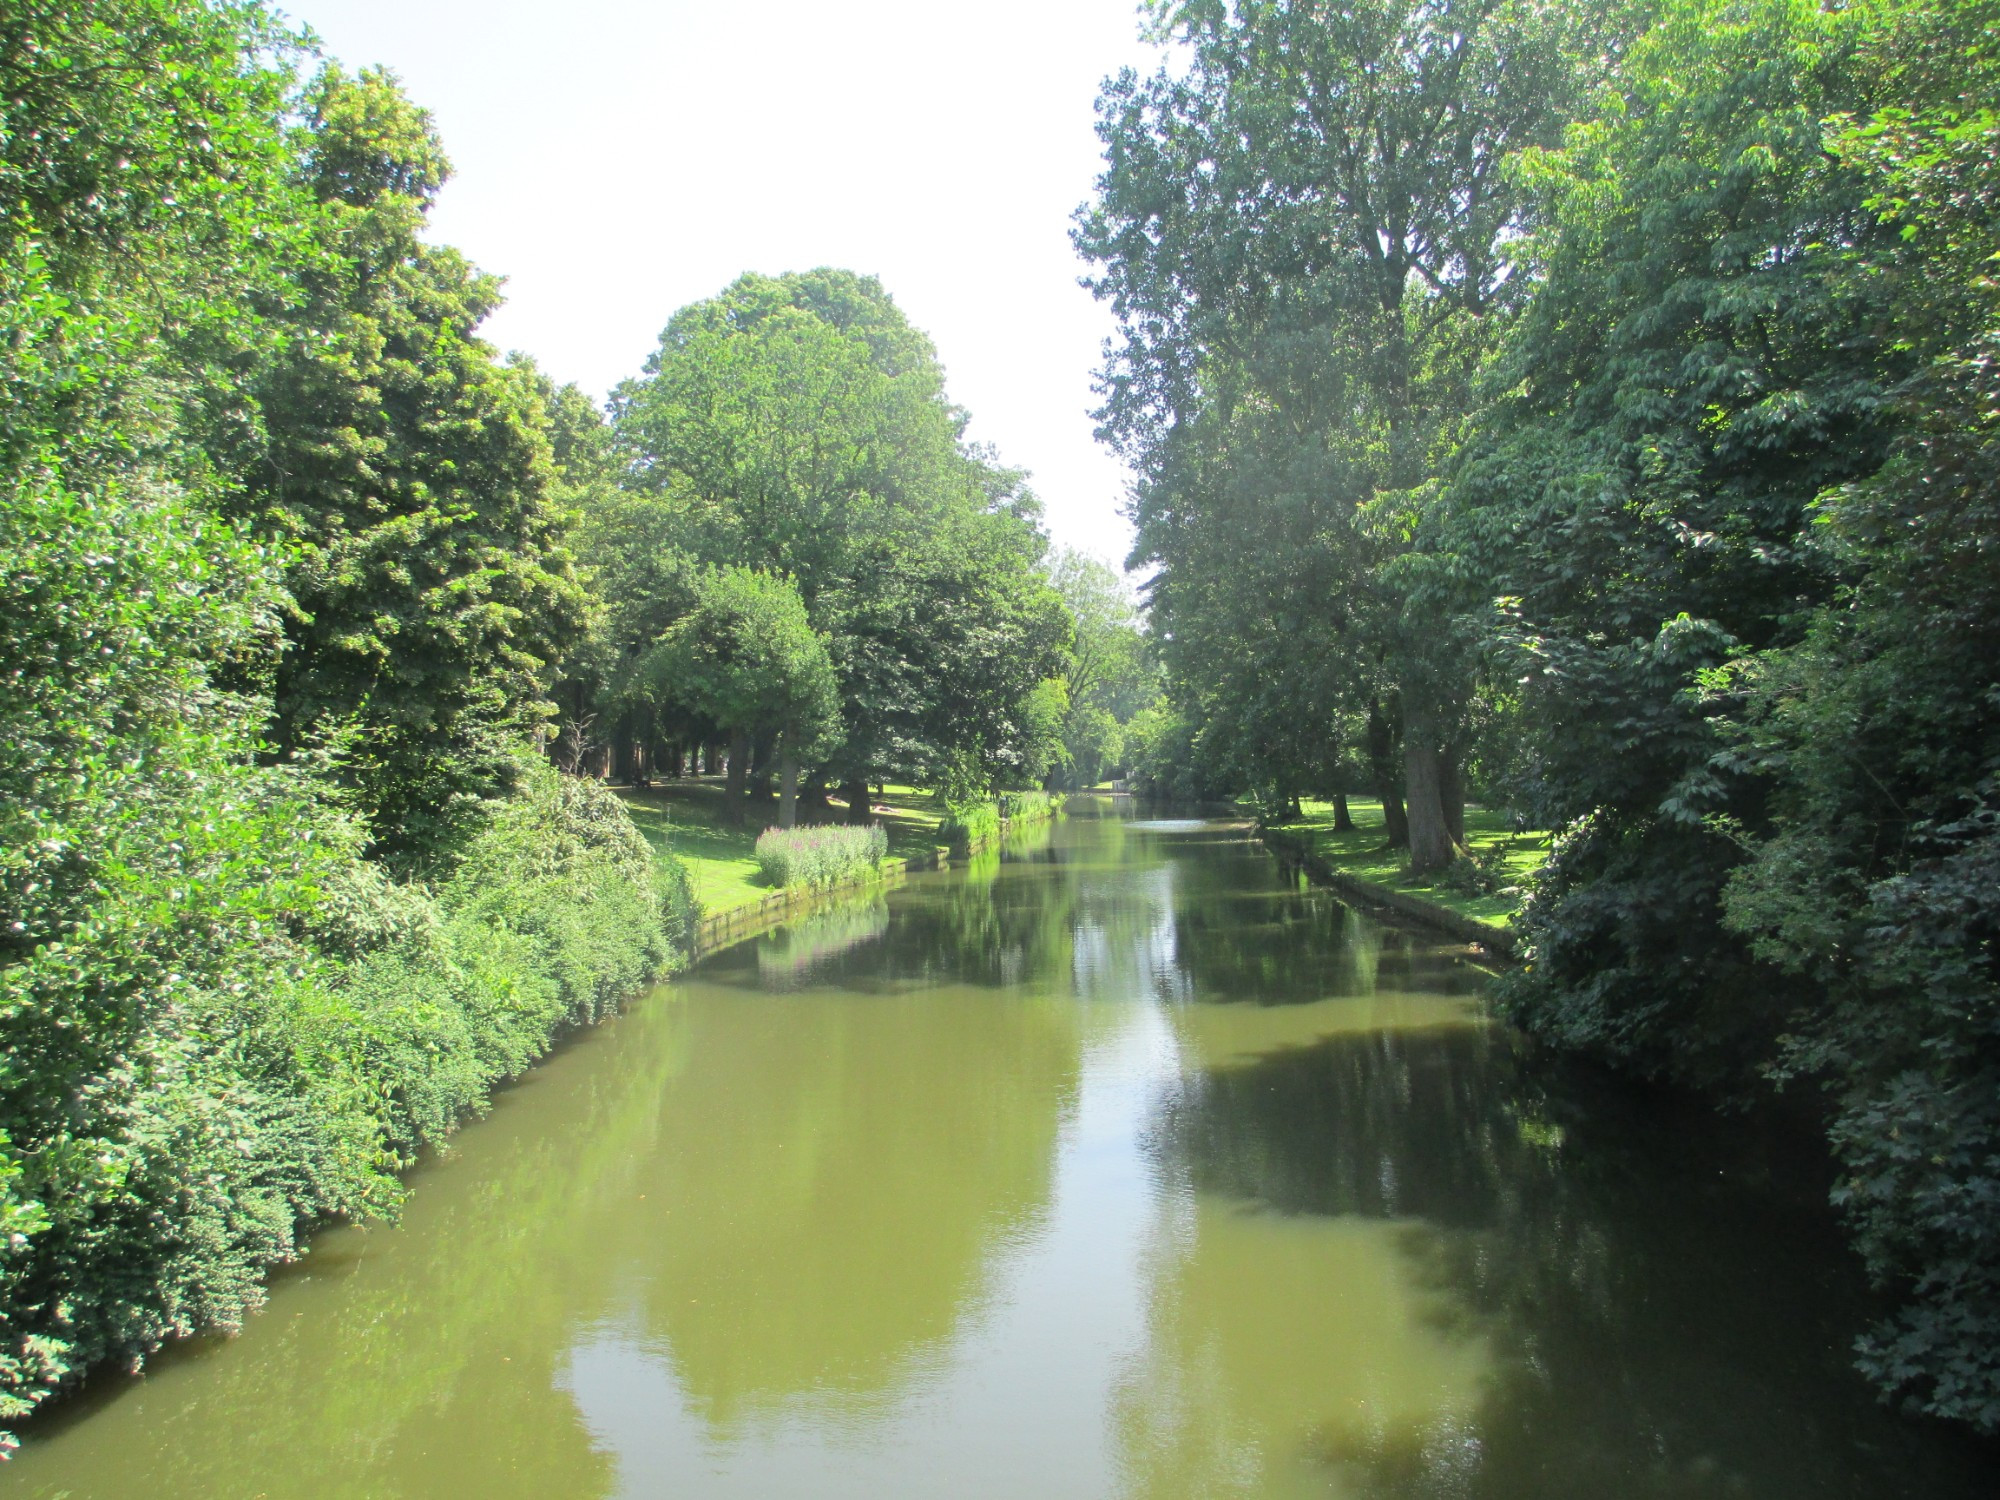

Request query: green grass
[
  {"left": 619, "top": 783, "right": 766, "bottom": 914},
  {"left": 1270, "top": 798, "right": 1548, "bottom": 929},
  {"left": 617, "top": 780, "right": 961, "bottom": 917},
  {"left": 864, "top": 785, "right": 955, "bottom": 856}
]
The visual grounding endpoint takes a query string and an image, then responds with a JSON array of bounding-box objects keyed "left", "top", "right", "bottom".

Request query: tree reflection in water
[
  {"left": 1132, "top": 997, "right": 1991, "bottom": 1498},
  {"left": 11, "top": 803, "right": 1995, "bottom": 1500}
]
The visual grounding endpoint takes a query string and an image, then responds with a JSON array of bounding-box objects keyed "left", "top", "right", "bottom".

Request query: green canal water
[{"left": 13, "top": 804, "right": 1995, "bottom": 1497}]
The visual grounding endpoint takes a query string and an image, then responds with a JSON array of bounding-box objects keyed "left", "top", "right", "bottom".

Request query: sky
[{"left": 285, "top": 0, "right": 1166, "bottom": 571}]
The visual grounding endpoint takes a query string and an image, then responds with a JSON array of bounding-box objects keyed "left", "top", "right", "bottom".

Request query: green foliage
[
  {"left": 1458, "top": 0, "right": 1905, "bottom": 1083},
  {"left": 1080, "top": 0, "right": 1615, "bottom": 857},
  {"left": 1046, "top": 549, "right": 1151, "bottom": 786},
  {"left": 753, "top": 823, "right": 888, "bottom": 890},
  {"left": 997, "top": 790, "right": 1063, "bottom": 825},
  {"left": 937, "top": 801, "right": 1002, "bottom": 851},
  {"left": 0, "top": 439, "right": 684, "bottom": 1434},
  {"left": 1087, "top": 0, "right": 2000, "bottom": 1431},
  {"left": 240, "top": 66, "right": 589, "bottom": 870},
  {"left": 1010, "top": 677, "right": 1072, "bottom": 788},
  {"left": 1121, "top": 698, "right": 1229, "bottom": 804},
  {"left": 1710, "top": 3, "right": 2000, "bottom": 1420},
  {"left": 604, "top": 269, "right": 1071, "bottom": 798},
  {"left": 640, "top": 565, "right": 841, "bottom": 758},
  {"left": 0, "top": 1, "right": 688, "bottom": 1443}
]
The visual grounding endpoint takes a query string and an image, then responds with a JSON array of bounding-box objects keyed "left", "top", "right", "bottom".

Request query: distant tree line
[{"left": 1081, "top": 0, "right": 2000, "bottom": 1430}]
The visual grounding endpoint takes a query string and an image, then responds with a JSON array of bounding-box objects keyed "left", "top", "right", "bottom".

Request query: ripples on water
[{"left": 13, "top": 804, "right": 1997, "bottom": 1498}]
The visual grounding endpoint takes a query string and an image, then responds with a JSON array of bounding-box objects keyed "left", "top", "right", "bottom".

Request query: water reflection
[
  {"left": 11, "top": 800, "right": 1995, "bottom": 1498},
  {"left": 755, "top": 895, "right": 890, "bottom": 988}
]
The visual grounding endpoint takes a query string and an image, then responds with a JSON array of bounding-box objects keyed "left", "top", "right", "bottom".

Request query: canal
[{"left": 13, "top": 803, "right": 1994, "bottom": 1497}]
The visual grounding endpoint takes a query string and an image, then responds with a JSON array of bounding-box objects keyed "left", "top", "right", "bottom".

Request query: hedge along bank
[
  {"left": 0, "top": 759, "right": 695, "bottom": 1443},
  {"left": 755, "top": 824, "right": 890, "bottom": 890},
  {"left": 940, "top": 791, "right": 1065, "bottom": 851}
]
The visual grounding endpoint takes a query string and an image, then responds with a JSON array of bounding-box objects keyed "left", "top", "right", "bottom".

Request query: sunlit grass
[
  {"left": 617, "top": 780, "right": 958, "bottom": 916},
  {"left": 1272, "top": 798, "right": 1549, "bottom": 929}
]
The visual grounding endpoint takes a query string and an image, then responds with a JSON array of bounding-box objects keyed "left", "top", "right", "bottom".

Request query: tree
[
  {"left": 608, "top": 270, "right": 1069, "bottom": 808},
  {"left": 1447, "top": 0, "right": 1904, "bottom": 1087},
  {"left": 1079, "top": 0, "right": 1608, "bottom": 869},
  {"left": 1047, "top": 548, "right": 1152, "bottom": 786},
  {"left": 0, "top": 4, "right": 690, "bottom": 1440},
  {"left": 234, "top": 67, "right": 589, "bottom": 869},
  {"left": 1715, "top": 0, "right": 2000, "bottom": 1424},
  {"left": 639, "top": 567, "right": 840, "bottom": 826}
]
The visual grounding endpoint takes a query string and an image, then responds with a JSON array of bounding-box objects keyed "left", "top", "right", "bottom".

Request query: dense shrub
[
  {"left": 0, "top": 631, "right": 690, "bottom": 1439},
  {"left": 344, "top": 760, "right": 691, "bottom": 1157},
  {"left": 937, "top": 801, "right": 1002, "bottom": 850},
  {"left": 997, "top": 790, "right": 1064, "bottom": 825},
  {"left": 754, "top": 823, "right": 888, "bottom": 889}
]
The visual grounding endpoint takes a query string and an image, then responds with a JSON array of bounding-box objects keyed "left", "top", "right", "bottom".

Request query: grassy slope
[
  {"left": 1269, "top": 798, "right": 1548, "bottom": 929},
  {"left": 618, "top": 781, "right": 954, "bottom": 917}
]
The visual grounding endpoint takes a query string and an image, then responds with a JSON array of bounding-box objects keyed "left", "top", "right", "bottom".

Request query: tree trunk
[
  {"left": 778, "top": 745, "right": 799, "bottom": 829},
  {"left": 1402, "top": 707, "right": 1455, "bottom": 876},
  {"left": 1440, "top": 750, "right": 1466, "bottom": 850},
  {"left": 796, "top": 772, "right": 829, "bottom": 817},
  {"left": 839, "top": 777, "right": 872, "bottom": 824},
  {"left": 749, "top": 735, "right": 776, "bottom": 809},
  {"left": 1367, "top": 698, "right": 1409, "bottom": 849},
  {"left": 1333, "top": 792, "right": 1354, "bottom": 832},
  {"left": 726, "top": 731, "right": 749, "bottom": 803}
]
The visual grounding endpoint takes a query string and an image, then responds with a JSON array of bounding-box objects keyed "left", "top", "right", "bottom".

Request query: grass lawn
[
  {"left": 1269, "top": 798, "right": 1549, "bottom": 929},
  {"left": 618, "top": 780, "right": 958, "bottom": 917}
]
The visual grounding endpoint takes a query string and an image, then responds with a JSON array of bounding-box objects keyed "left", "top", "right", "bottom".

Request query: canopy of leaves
[
  {"left": 1078, "top": 0, "right": 1613, "bottom": 850},
  {"left": 235, "top": 67, "right": 589, "bottom": 869},
  {"left": 603, "top": 269, "right": 1070, "bottom": 794},
  {"left": 639, "top": 566, "right": 840, "bottom": 757}
]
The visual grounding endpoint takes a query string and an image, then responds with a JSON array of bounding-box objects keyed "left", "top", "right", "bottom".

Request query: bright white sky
[{"left": 284, "top": 0, "right": 1165, "bottom": 571}]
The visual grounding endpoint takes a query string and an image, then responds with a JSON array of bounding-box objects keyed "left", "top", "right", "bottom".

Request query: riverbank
[
  {"left": 20, "top": 805, "right": 1996, "bottom": 1498},
  {"left": 1259, "top": 798, "right": 1548, "bottom": 959},
  {"left": 619, "top": 782, "right": 948, "bottom": 913},
  {"left": 618, "top": 781, "right": 1065, "bottom": 956}
]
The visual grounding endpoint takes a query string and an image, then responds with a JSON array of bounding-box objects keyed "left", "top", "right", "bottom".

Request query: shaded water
[{"left": 14, "top": 805, "right": 1995, "bottom": 1497}]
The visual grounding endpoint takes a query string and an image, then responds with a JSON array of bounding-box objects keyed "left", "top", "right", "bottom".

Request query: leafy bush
[
  {"left": 998, "top": 790, "right": 1064, "bottom": 825},
  {"left": 938, "top": 801, "right": 1002, "bottom": 850},
  {"left": 0, "top": 721, "right": 689, "bottom": 1437},
  {"left": 1437, "top": 840, "right": 1511, "bottom": 898},
  {"left": 754, "top": 823, "right": 888, "bottom": 889}
]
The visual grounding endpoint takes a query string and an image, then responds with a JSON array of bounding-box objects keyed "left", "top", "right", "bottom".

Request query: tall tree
[
  {"left": 235, "top": 67, "right": 589, "bottom": 868},
  {"left": 1047, "top": 549, "right": 1152, "bottom": 787},
  {"left": 1079, "top": 0, "right": 1608, "bottom": 868},
  {"left": 638, "top": 566, "right": 840, "bottom": 826},
  {"left": 608, "top": 270, "right": 1069, "bottom": 809},
  {"left": 1714, "top": 0, "right": 2000, "bottom": 1425},
  {"left": 1450, "top": 0, "right": 1903, "bottom": 1086}
]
